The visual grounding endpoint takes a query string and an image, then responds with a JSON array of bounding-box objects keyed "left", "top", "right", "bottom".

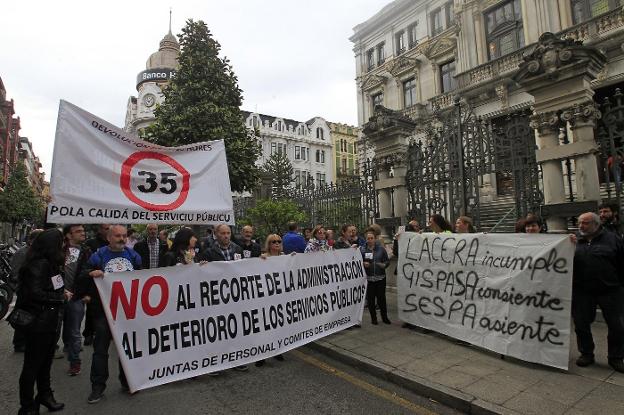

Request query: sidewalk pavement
[{"left": 308, "top": 287, "right": 624, "bottom": 415}]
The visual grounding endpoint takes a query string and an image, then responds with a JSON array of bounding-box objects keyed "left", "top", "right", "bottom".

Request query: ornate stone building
[
  {"left": 352, "top": 0, "right": 624, "bottom": 232},
  {"left": 242, "top": 111, "right": 334, "bottom": 186},
  {"left": 124, "top": 28, "right": 179, "bottom": 134}
]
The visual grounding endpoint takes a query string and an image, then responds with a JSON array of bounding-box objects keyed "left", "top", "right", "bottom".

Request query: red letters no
[
  {"left": 109, "top": 276, "right": 169, "bottom": 320},
  {"left": 110, "top": 279, "right": 139, "bottom": 321},
  {"left": 141, "top": 275, "right": 169, "bottom": 316}
]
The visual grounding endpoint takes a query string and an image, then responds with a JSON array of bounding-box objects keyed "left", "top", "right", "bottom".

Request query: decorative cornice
[
  {"left": 420, "top": 33, "right": 457, "bottom": 62},
  {"left": 362, "top": 105, "right": 417, "bottom": 136},
  {"left": 374, "top": 153, "right": 405, "bottom": 172},
  {"left": 529, "top": 110, "right": 561, "bottom": 134},
  {"left": 560, "top": 101, "right": 601, "bottom": 128},
  {"left": 388, "top": 55, "right": 419, "bottom": 79},
  {"left": 514, "top": 32, "right": 607, "bottom": 84},
  {"left": 361, "top": 74, "right": 387, "bottom": 92}
]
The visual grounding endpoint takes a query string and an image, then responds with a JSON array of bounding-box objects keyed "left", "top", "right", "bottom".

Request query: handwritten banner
[
  {"left": 48, "top": 100, "right": 234, "bottom": 224},
  {"left": 397, "top": 233, "right": 574, "bottom": 369},
  {"left": 95, "top": 248, "right": 366, "bottom": 392}
]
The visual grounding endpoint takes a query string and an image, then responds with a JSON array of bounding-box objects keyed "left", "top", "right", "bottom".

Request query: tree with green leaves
[
  {"left": 238, "top": 199, "right": 306, "bottom": 245},
  {"left": 0, "top": 163, "right": 44, "bottom": 235},
  {"left": 262, "top": 152, "right": 294, "bottom": 199},
  {"left": 143, "top": 19, "right": 261, "bottom": 193}
]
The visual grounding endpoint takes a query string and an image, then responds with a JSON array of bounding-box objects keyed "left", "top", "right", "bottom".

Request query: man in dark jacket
[
  {"left": 599, "top": 203, "right": 622, "bottom": 238},
  {"left": 77, "top": 225, "right": 142, "bottom": 403},
  {"left": 572, "top": 212, "right": 624, "bottom": 372},
  {"left": 82, "top": 224, "right": 110, "bottom": 346},
  {"left": 234, "top": 225, "right": 261, "bottom": 259},
  {"left": 133, "top": 224, "right": 167, "bottom": 269},
  {"left": 198, "top": 224, "right": 247, "bottom": 372},
  {"left": 199, "top": 224, "right": 243, "bottom": 262},
  {"left": 61, "top": 224, "right": 90, "bottom": 376}
]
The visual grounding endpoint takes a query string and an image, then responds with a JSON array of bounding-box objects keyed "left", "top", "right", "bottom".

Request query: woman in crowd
[
  {"left": 161, "top": 227, "right": 198, "bottom": 266},
  {"left": 429, "top": 214, "right": 453, "bottom": 233},
  {"left": 17, "top": 229, "right": 66, "bottom": 415},
  {"left": 524, "top": 214, "right": 544, "bottom": 233},
  {"left": 256, "top": 234, "right": 287, "bottom": 367},
  {"left": 455, "top": 216, "right": 476, "bottom": 233},
  {"left": 334, "top": 224, "right": 359, "bottom": 249},
  {"left": 360, "top": 231, "right": 390, "bottom": 325},
  {"left": 304, "top": 225, "right": 332, "bottom": 253}
]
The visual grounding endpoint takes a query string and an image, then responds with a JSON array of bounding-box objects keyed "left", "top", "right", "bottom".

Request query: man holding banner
[
  {"left": 79, "top": 225, "right": 142, "bottom": 404},
  {"left": 572, "top": 212, "right": 624, "bottom": 372}
]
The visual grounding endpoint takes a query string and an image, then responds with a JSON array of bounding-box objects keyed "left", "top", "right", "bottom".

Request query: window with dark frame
[
  {"left": 440, "top": 60, "right": 456, "bottom": 93},
  {"left": 294, "top": 170, "right": 301, "bottom": 187},
  {"left": 408, "top": 23, "right": 418, "bottom": 48},
  {"left": 366, "top": 49, "right": 375, "bottom": 71},
  {"left": 371, "top": 93, "right": 383, "bottom": 112},
  {"left": 395, "top": 31, "right": 405, "bottom": 55},
  {"left": 403, "top": 78, "right": 417, "bottom": 108},
  {"left": 485, "top": 0, "right": 524, "bottom": 60},
  {"left": 571, "top": 0, "right": 623, "bottom": 24},
  {"left": 430, "top": 3, "right": 454, "bottom": 37},
  {"left": 431, "top": 8, "right": 443, "bottom": 36},
  {"left": 377, "top": 42, "right": 386, "bottom": 65},
  {"left": 295, "top": 146, "right": 301, "bottom": 160}
]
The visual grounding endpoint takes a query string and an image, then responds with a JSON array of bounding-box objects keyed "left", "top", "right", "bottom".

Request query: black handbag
[{"left": 7, "top": 307, "right": 35, "bottom": 330}]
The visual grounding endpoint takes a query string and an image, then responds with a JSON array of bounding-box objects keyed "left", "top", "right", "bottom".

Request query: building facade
[
  {"left": 352, "top": 0, "right": 624, "bottom": 232},
  {"left": 124, "top": 29, "right": 179, "bottom": 134},
  {"left": 328, "top": 122, "right": 360, "bottom": 183},
  {"left": 18, "top": 137, "right": 46, "bottom": 197},
  {"left": 242, "top": 111, "right": 334, "bottom": 186},
  {"left": 0, "top": 76, "right": 20, "bottom": 188}
]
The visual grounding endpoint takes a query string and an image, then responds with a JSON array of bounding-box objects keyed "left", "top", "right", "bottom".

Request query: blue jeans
[
  {"left": 90, "top": 314, "right": 127, "bottom": 392},
  {"left": 63, "top": 299, "right": 85, "bottom": 364}
]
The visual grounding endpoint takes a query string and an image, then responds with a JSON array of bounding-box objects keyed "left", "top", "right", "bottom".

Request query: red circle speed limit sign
[{"left": 120, "top": 151, "right": 190, "bottom": 211}]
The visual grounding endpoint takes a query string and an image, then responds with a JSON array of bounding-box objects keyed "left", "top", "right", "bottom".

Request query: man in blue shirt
[
  {"left": 282, "top": 221, "right": 306, "bottom": 254},
  {"left": 78, "top": 225, "right": 142, "bottom": 404}
]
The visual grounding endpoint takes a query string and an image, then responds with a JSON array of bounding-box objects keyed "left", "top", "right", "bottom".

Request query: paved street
[{"left": 0, "top": 320, "right": 461, "bottom": 415}]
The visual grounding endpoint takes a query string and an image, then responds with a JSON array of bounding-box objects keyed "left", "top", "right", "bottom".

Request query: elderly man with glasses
[{"left": 571, "top": 212, "right": 624, "bottom": 372}]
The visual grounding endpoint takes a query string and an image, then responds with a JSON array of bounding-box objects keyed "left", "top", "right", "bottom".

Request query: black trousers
[
  {"left": 366, "top": 278, "right": 388, "bottom": 320},
  {"left": 83, "top": 302, "right": 94, "bottom": 337},
  {"left": 13, "top": 327, "right": 26, "bottom": 349},
  {"left": 90, "top": 314, "right": 127, "bottom": 392},
  {"left": 572, "top": 287, "right": 624, "bottom": 360},
  {"left": 19, "top": 330, "right": 57, "bottom": 410}
]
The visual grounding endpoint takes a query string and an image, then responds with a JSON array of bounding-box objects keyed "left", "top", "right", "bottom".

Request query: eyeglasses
[{"left": 270, "top": 240, "right": 282, "bottom": 244}]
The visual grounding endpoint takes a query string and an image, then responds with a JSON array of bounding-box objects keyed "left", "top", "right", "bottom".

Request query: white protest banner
[
  {"left": 397, "top": 233, "right": 574, "bottom": 369},
  {"left": 48, "top": 100, "right": 234, "bottom": 224},
  {"left": 95, "top": 248, "right": 366, "bottom": 392}
]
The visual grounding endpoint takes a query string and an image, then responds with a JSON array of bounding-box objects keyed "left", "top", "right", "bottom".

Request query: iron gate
[
  {"left": 290, "top": 159, "right": 378, "bottom": 231},
  {"left": 596, "top": 87, "right": 624, "bottom": 211},
  {"left": 406, "top": 102, "right": 542, "bottom": 229}
]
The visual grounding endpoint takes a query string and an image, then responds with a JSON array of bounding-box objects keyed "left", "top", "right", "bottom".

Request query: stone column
[
  {"left": 362, "top": 106, "right": 417, "bottom": 237},
  {"left": 561, "top": 102, "right": 602, "bottom": 202},
  {"left": 513, "top": 33, "right": 606, "bottom": 231},
  {"left": 530, "top": 111, "right": 567, "bottom": 231}
]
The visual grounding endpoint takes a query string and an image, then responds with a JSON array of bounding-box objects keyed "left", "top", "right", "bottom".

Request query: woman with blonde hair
[{"left": 256, "top": 234, "right": 286, "bottom": 367}]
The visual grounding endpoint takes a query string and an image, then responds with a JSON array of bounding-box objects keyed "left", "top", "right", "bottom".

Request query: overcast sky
[{"left": 2, "top": 0, "right": 388, "bottom": 177}]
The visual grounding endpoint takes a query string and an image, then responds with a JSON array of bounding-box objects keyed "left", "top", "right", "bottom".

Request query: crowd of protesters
[{"left": 7, "top": 200, "right": 624, "bottom": 413}]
